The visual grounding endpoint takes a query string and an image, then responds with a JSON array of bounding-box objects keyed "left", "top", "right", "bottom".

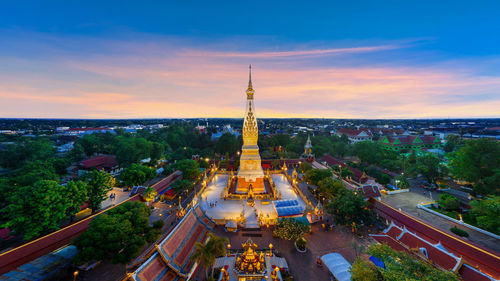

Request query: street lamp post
[{"left": 73, "top": 270, "right": 79, "bottom": 281}]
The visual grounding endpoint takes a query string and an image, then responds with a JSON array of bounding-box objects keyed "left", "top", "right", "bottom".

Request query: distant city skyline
[{"left": 1, "top": 1, "right": 499, "bottom": 119}]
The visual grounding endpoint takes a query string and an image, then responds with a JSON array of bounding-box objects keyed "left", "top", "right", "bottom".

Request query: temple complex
[{"left": 236, "top": 65, "right": 265, "bottom": 194}]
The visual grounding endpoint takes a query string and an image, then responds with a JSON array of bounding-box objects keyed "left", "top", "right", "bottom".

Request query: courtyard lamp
[
  {"left": 73, "top": 270, "right": 79, "bottom": 281},
  {"left": 269, "top": 243, "right": 273, "bottom": 256},
  {"left": 227, "top": 243, "right": 231, "bottom": 256}
]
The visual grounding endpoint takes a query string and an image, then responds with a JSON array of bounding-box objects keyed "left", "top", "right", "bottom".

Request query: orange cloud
[{"left": 0, "top": 37, "right": 499, "bottom": 118}]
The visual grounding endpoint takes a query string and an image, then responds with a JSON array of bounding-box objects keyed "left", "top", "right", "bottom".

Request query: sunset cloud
[{"left": 0, "top": 33, "right": 498, "bottom": 119}]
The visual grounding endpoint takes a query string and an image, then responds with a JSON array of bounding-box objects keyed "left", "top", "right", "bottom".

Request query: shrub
[
  {"left": 439, "top": 194, "right": 461, "bottom": 211},
  {"left": 295, "top": 237, "right": 306, "bottom": 250},
  {"left": 450, "top": 227, "right": 469, "bottom": 237},
  {"left": 153, "top": 219, "right": 164, "bottom": 229},
  {"left": 273, "top": 218, "right": 310, "bottom": 241}
]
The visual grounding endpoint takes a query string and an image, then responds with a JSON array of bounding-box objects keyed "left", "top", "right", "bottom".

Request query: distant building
[
  {"left": 60, "top": 127, "right": 113, "bottom": 136},
  {"left": 378, "top": 135, "right": 441, "bottom": 152},
  {"left": 335, "top": 128, "right": 373, "bottom": 143},
  {"left": 79, "top": 155, "right": 121, "bottom": 176},
  {"left": 210, "top": 124, "right": 240, "bottom": 141}
]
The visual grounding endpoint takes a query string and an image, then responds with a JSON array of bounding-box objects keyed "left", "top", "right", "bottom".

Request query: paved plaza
[
  {"left": 200, "top": 173, "right": 306, "bottom": 223},
  {"left": 192, "top": 224, "right": 369, "bottom": 281}
]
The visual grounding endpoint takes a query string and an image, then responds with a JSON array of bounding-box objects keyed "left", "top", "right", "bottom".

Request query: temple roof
[{"left": 131, "top": 205, "right": 215, "bottom": 281}]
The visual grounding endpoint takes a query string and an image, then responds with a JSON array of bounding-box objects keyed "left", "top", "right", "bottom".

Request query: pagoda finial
[{"left": 248, "top": 64, "right": 253, "bottom": 88}]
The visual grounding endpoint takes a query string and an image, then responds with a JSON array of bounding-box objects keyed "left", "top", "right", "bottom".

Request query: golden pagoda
[
  {"left": 236, "top": 65, "right": 265, "bottom": 193},
  {"left": 235, "top": 238, "right": 266, "bottom": 275}
]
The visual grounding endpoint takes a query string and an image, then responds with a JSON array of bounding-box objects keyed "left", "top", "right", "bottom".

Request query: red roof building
[
  {"left": 321, "top": 155, "right": 371, "bottom": 184},
  {"left": 358, "top": 185, "right": 382, "bottom": 199},
  {"left": 370, "top": 199, "right": 500, "bottom": 280},
  {"left": 79, "top": 155, "right": 120, "bottom": 175},
  {"left": 127, "top": 205, "right": 215, "bottom": 281},
  {"left": 378, "top": 135, "right": 442, "bottom": 152},
  {"left": 335, "top": 128, "right": 373, "bottom": 143}
]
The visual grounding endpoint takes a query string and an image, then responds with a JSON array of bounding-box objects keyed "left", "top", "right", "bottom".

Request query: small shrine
[
  {"left": 215, "top": 238, "right": 287, "bottom": 281},
  {"left": 235, "top": 239, "right": 266, "bottom": 277}
]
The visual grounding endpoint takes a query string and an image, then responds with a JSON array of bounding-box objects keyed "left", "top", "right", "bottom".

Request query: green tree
[
  {"left": 121, "top": 164, "right": 156, "bottom": 187},
  {"left": 73, "top": 201, "right": 161, "bottom": 264},
  {"left": 367, "top": 244, "right": 460, "bottom": 281},
  {"left": 352, "top": 141, "right": 381, "bottom": 164},
  {"left": 469, "top": 196, "right": 500, "bottom": 235},
  {"left": 304, "top": 169, "right": 332, "bottom": 185},
  {"left": 172, "top": 179, "right": 194, "bottom": 194},
  {"left": 450, "top": 139, "right": 500, "bottom": 195},
  {"left": 150, "top": 142, "right": 165, "bottom": 162},
  {"left": 378, "top": 173, "right": 391, "bottom": 185},
  {"left": 15, "top": 160, "right": 58, "bottom": 187},
  {"left": 272, "top": 218, "right": 310, "bottom": 241},
  {"left": 65, "top": 181, "right": 89, "bottom": 218},
  {"left": 443, "top": 134, "right": 462, "bottom": 153},
  {"left": 317, "top": 177, "right": 345, "bottom": 200},
  {"left": 340, "top": 167, "right": 354, "bottom": 179},
  {"left": 438, "top": 194, "right": 461, "bottom": 211},
  {"left": 298, "top": 162, "right": 312, "bottom": 173},
  {"left": 215, "top": 133, "right": 239, "bottom": 156},
  {"left": 85, "top": 170, "right": 116, "bottom": 212},
  {"left": 326, "top": 189, "right": 374, "bottom": 227},
  {"left": 143, "top": 187, "right": 158, "bottom": 202},
  {"left": 394, "top": 174, "right": 410, "bottom": 189},
  {"left": 191, "top": 233, "right": 229, "bottom": 279},
  {"left": 3, "top": 180, "right": 71, "bottom": 240},
  {"left": 350, "top": 257, "right": 380, "bottom": 281},
  {"left": 415, "top": 154, "right": 441, "bottom": 184},
  {"left": 176, "top": 159, "right": 200, "bottom": 181}
]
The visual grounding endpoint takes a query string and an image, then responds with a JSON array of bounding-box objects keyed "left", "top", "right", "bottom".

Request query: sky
[{"left": 0, "top": 1, "right": 499, "bottom": 119}]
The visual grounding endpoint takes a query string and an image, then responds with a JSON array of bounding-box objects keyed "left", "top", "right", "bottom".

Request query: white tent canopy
[{"left": 320, "top": 253, "right": 352, "bottom": 281}]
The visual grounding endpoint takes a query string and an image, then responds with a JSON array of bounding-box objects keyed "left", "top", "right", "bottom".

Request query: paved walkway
[
  {"left": 382, "top": 191, "right": 500, "bottom": 253},
  {"left": 101, "top": 188, "right": 130, "bottom": 209},
  {"left": 196, "top": 224, "right": 369, "bottom": 281}
]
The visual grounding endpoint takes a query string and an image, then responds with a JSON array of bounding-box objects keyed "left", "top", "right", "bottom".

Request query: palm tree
[{"left": 191, "top": 233, "right": 229, "bottom": 280}]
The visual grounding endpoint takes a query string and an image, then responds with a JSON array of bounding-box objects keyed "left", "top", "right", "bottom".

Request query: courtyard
[
  {"left": 200, "top": 173, "right": 307, "bottom": 224},
  {"left": 189, "top": 223, "right": 371, "bottom": 281}
]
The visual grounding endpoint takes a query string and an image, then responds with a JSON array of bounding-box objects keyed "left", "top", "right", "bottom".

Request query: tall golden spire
[{"left": 246, "top": 64, "right": 254, "bottom": 99}]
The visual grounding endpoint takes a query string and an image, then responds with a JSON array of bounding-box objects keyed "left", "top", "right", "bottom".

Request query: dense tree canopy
[
  {"left": 443, "top": 134, "right": 463, "bottom": 153},
  {"left": 317, "top": 177, "right": 345, "bottom": 200},
  {"left": 304, "top": 169, "right": 332, "bottom": 185},
  {"left": 449, "top": 139, "right": 500, "bottom": 195},
  {"left": 469, "top": 196, "right": 500, "bottom": 235},
  {"left": 413, "top": 154, "right": 442, "bottom": 184},
  {"left": 176, "top": 159, "right": 200, "bottom": 181},
  {"left": 84, "top": 170, "right": 116, "bottom": 212},
  {"left": 364, "top": 244, "right": 460, "bottom": 281},
  {"left": 3, "top": 180, "right": 83, "bottom": 240},
  {"left": 73, "top": 201, "right": 162, "bottom": 264},
  {"left": 120, "top": 163, "right": 156, "bottom": 187},
  {"left": 326, "top": 189, "right": 374, "bottom": 227},
  {"left": 0, "top": 138, "right": 56, "bottom": 169},
  {"left": 172, "top": 179, "right": 194, "bottom": 194},
  {"left": 215, "top": 133, "right": 239, "bottom": 156}
]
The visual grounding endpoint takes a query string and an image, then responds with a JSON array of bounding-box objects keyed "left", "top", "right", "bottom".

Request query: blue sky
[{"left": 0, "top": 1, "right": 499, "bottom": 118}]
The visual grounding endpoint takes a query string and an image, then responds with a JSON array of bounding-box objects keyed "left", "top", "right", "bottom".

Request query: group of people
[
  {"left": 109, "top": 193, "right": 117, "bottom": 201},
  {"left": 209, "top": 200, "right": 218, "bottom": 208}
]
